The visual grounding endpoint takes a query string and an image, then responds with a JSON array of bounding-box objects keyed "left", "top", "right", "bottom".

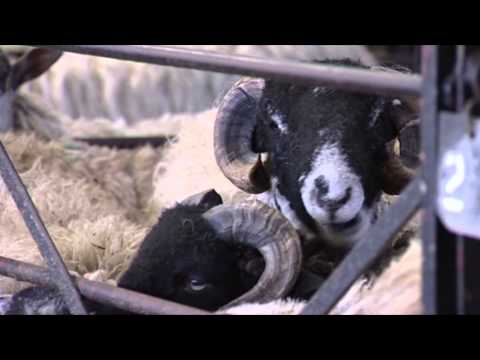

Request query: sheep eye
[
  {"left": 269, "top": 121, "right": 279, "bottom": 130},
  {"left": 188, "top": 279, "right": 207, "bottom": 292},
  {"left": 262, "top": 102, "right": 281, "bottom": 130},
  {"left": 264, "top": 100, "right": 275, "bottom": 115}
]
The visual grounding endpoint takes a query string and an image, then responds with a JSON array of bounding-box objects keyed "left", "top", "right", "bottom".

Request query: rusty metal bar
[
  {"left": 300, "top": 175, "right": 426, "bottom": 315},
  {"left": 0, "top": 142, "right": 87, "bottom": 315},
  {"left": 420, "top": 45, "right": 439, "bottom": 315},
  {"left": 31, "top": 45, "right": 422, "bottom": 98},
  {"left": 0, "top": 256, "right": 211, "bottom": 315},
  {"left": 75, "top": 135, "right": 175, "bottom": 149}
]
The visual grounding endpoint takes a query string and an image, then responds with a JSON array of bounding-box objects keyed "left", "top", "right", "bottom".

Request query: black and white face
[{"left": 255, "top": 80, "right": 396, "bottom": 247}]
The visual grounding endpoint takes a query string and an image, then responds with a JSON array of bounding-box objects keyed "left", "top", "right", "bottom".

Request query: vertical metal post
[
  {"left": 463, "top": 239, "right": 480, "bottom": 313},
  {"left": 421, "top": 45, "right": 440, "bottom": 314},
  {"left": 422, "top": 45, "right": 480, "bottom": 314},
  {"left": 421, "top": 45, "right": 463, "bottom": 315},
  {"left": 454, "top": 45, "right": 480, "bottom": 314},
  {"left": 435, "top": 46, "right": 466, "bottom": 314}
]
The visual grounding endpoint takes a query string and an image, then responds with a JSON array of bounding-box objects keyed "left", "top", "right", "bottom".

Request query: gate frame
[{"left": 0, "top": 45, "right": 472, "bottom": 315}]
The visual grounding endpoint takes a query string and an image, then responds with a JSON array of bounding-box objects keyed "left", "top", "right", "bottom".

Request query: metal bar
[
  {"left": 456, "top": 236, "right": 466, "bottom": 314},
  {"left": 455, "top": 46, "right": 466, "bottom": 111},
  {"left": 436, "top": 222, "right": 458, "bottom": 313},
  {"left": 421, "top": 46, "right": 477, "bottom": 315},
  {"left": 0, "top": 142, "right": 87, "bottom": 315},
  {"left": 74, "top": 136, "right": 174, "bottom": 149},
  {"left": 432, "top": 47, "right": 480, "bottom": 315},
  {"left": 463, "top": 238, "right": 480, "bottom": 313},
  {"left": 0, "top": 256, "right": 211, "bottom": 315},
  {"left": 31, "top": 45, "right": 422, "bottom": 98},
  {"left": 300, "top": 176, "right": 426, "bottom": 315},
  {"left": 456, "top": 45, "right": 467, "bottom": 315},
  {"left": 420, "top": 45, "right": 440, "bottom": 314}
]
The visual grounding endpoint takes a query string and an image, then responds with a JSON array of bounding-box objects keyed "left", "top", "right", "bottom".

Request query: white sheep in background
[{"left": 5, "top": 45, "right": 376, "bottom": 124}]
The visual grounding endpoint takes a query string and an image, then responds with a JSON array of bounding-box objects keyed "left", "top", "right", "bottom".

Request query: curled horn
[
  {"left": 371, "top": 66, "right": 422, "bottom": 195},
  {"left": 381, "top": 95, "right": 421, "bottom": 195},
  {"left": 202, "top": 199, "right": 303, "bottom": 309},
  {"left": 214, "top": 78, "right": 270, "bottom": 194}
]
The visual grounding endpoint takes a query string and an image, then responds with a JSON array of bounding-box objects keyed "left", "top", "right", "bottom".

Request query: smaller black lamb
[{"left": 3, "top": 189, "right": 303, "bottom": 315}]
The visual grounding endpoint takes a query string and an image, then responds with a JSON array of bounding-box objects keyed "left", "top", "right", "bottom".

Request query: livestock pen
[{"left": 0, "top": 45, "right": 477, "bottom": 315}]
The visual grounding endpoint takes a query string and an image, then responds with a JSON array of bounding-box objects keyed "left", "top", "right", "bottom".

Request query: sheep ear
[
  {"left": 197, "top": 190, "right": 223, "bottom": 210},
  {"left": 252, "top": 124, "right": 268, "bottom": 153},
  {"left": 236, "top": 249, "right": 265, "bottom": 283},
  {"left": 181, "top": 189, "right": 223, "bottom": 210},
  {"left": 7, "top": 48, "right": 63, "bottom": 91},
  {"left": 242, "top": 257, "right": 265, "bottom": 278},
  {"left": 288, "top": 270, "right": 325, "bottom": 300}
]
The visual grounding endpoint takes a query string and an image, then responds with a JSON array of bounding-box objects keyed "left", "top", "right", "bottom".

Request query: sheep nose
[
  {"left": 315, "top": 177, "right": 352, "bottom": 214},
  {"left": 314, "top": 177, "right": 329, "bottom": 197}
]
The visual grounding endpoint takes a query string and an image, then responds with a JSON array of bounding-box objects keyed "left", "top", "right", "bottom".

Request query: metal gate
[{"left": 0, "top": 45, "right": 476, "bottom": 315}]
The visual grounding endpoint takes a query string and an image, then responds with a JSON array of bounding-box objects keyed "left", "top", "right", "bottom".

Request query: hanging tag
[{"left": 437, "top": 112, "right": 480, "bottom": 239}]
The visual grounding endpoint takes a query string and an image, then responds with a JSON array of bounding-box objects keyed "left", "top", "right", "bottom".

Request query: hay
[{"left": 0, "top": 129, "right": 163, "bottom": 294}]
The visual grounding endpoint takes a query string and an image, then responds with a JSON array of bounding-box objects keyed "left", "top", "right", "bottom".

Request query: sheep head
[
  {"left": 117, "top": 189, "right": 302, "bottom": 312},
  {"left": 4, "top": 190, "right": 302, "bottom": 314},
  {"left": 214, "top": 59, "right": 421, "bottom": 247}
]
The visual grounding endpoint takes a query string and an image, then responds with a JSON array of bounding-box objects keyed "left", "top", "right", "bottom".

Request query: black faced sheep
[
  {"left": 213, "top": 58, "right": 421, "bottom": 275},
  {"left": 2, "top": 189, "right": 303, "bottom": 314}
]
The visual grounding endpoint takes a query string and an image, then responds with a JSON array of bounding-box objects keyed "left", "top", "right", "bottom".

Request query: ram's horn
[
  {"left": 202, "top": 199, "right": 302, "bottom": 309},
  {"left": 214, "top": 78, "right": 270, "bottom": 194},
  {"left": 381, "top": 93, "right": 422, "bottom": 194}
]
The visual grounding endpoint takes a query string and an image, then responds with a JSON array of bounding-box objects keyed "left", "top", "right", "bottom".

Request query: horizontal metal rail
[
  {"left": 0, "top": 142, "right": 87, "bottom": 315},
  {"left": 301, "top": 175, "right": 426, "bottom": 315},
  {"left": 0, "top": 256, "right": 211, "bottom": 315},
  {"left": 75, "top": 135, "right": 175, "bottom": 149},
  {"left": 32, "top": 45, "right": 422, "bottom": 98}
]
